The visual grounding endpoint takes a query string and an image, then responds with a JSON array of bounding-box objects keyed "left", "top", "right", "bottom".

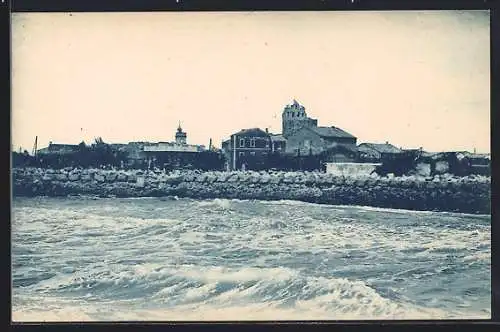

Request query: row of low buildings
[
  {"left": 34, "top": 99, "right": 490, "bottom": 171},
  {"left": 36, "top": 123, "right": 210, "bottom": 168}
]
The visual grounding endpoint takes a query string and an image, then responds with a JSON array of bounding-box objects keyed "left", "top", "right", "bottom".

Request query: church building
[{"left": 281, "top": 100, "right": 358, "bottom": 160}]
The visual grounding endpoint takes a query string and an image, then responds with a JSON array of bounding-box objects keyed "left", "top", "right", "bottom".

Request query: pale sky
[{"left": 11, "top": 10, "right": 490, "bottom": 153}]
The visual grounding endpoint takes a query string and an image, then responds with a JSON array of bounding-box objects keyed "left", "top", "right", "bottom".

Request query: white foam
[
  {"left": 463, "top": 252, "right": 491, "bottom": 263},
  {"left": 12, "top": 197, "right": 491, "bottom": 322},
  {"left": 337, "top": 204, "right": 490, "bottom": 218},
  {"left": 12, "top": 308, "right": 93, "bottom": 322},
  {"left": 12, "top": 263, "right": 492, "bottom": 322},
  {"left": 174, "top": 266, "right": 298, "bottom": 284},
  {"left": 133, "top": 263, "right": 165, "bottom": 276},
  {"left": 184, "top": 284, "right": 216, "bottom": 300},
  {"left": 12, "top": 301, "right": 490, "bottom": 322}
]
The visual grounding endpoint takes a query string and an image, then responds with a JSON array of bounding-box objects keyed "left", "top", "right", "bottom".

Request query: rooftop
[
  {"left": 310, "top": 126, "right": 356, "bottom": 139},
  {"left": 270, "top": 134, "right": 287, "bottom": 142},
  {"left": 359, "top": 143, "right": 402, "bottom": 154},
  {"left": 232, "top": 128, "right": 269, "bottom": 136},
  {"left": 49, "top": 143, "right": 79, "bottom": 148}
]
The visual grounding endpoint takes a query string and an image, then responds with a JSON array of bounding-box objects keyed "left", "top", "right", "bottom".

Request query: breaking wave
[{"left": 12, "top": 197, "right": 491, "bottom": 321}]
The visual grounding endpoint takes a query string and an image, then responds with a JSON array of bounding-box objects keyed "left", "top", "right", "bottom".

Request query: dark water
[{"left": 12, "top": 197, "right": 490, "bottom": 321}]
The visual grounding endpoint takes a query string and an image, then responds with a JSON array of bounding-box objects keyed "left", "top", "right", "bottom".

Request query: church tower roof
[
  {"left": 175, "top": 122, "right": 187, "bottom": 144},
  {"left": 284, "top": 99, "right": 305, "bottom": 112},
  {"left": 175, "top": 121, "right": 187, "bottom": 140}
]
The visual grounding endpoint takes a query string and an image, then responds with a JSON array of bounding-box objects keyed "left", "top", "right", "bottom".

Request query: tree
[
  {"left": 77, "top": 141, "right": 87, "bottom": 151},
  {"left": 94, "top": 137, "right": 105, "bottom": 145},
  {"left": 89, "top": 137, "right": 113, "bottom": 167},
  {"left": 75, "top": 141, "right": 91, "bottom": 167}
]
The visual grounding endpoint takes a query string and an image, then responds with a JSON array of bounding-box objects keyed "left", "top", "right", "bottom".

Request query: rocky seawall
[{"left": 12, "top": 168, "right": 491, "bottom": 214}]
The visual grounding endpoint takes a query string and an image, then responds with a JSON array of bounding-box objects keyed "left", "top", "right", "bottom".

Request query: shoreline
[
  {"left": 13, "top": 196, "right": 492, "bottom": 218},
  {"left": 12, "top": 167, "right": 491, "bottom": 215}
]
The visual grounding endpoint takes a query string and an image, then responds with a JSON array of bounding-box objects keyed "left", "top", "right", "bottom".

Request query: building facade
[
  {"left": 120, "top": 124, "right": 205, "bottom": 169},
  {"left": 144, "top": 142, "right": 203, "bottom": 153},
  {"left": 142, "top": 124, "right": 204, "bottom": 153},
  {"left": 322, "top": 144, "right": 359, "bottom": 163},
  {"left": 222, "top": 128, "right": 273, "bottom": 170},
  {"left": 143, "top": 124, "right": 204, "bottom": 155},
  {"left": 270, "top": 134, "right": 287, "bottom": 153},
  {"left": 285, "top": 126, "right": 357, "bottom": 157}
]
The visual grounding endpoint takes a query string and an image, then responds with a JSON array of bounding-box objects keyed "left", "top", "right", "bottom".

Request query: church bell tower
[{"left": 175, "top": 122, "right": 187, "bottom": 144}]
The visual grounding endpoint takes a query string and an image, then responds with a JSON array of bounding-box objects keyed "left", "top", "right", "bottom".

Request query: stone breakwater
[{"left": 12, "top": 168, "right": 491, "bottom": 214}]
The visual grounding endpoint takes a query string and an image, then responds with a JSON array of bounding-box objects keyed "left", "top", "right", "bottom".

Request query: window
[
  {"left": 239, "top": 138, "right": 245, "bottom": 147},
  {"left": 250, "top": 151, "right": 256, "bottom": 156},
  {"left": 239, "top": 152, "right": 245, "bottom": 157},
  {"left": 250, "top": 138, "right": 256, "bottom": 147}
]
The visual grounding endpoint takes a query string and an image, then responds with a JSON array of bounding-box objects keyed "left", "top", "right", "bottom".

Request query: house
[
  {"left": 285, "top": 126, "right": 357, "bottom": 157},
  {"left": 323, "top": 144, "right": 359, "bottom": 163},
  {"left": 122, "top": 142, "right": 150, "bottom": 162},
  {"left": 464, "top": 152, "right": 490, "bottom": 176},
  {"left": 37, "top": 142, "right": 79, "bottom": 155},
  {"left": 358, "top": 142, "right": 403, "bottom": 162},
  {"left": 222, "top": 128, "right": 272, "bottom": 170}
]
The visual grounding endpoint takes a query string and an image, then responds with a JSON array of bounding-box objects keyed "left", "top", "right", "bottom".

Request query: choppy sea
[{"left": 12, "top": 197, "right": 491, "bottom": 321}]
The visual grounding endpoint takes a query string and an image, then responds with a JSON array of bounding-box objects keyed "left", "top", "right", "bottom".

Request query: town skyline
[{"left": 12, "top": 11, "right": 490, "bottom": 154}]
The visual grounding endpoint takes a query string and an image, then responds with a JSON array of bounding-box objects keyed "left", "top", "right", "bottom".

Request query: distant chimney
[
  {"left": 386, "top": 141, "right": 389, "bottom": 145},
  {"left": 265, "top": 128, "right": 268, "bottom": 133}
]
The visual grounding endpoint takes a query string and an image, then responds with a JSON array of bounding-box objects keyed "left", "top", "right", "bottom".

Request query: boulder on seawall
[{"left": 11, "top": 168, "right": 491, "bottom": 214}]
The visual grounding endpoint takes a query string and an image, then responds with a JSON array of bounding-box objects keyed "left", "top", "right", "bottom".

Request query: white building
[{"left": 143, "top": 123, "right": 205, "bottom": 153}]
